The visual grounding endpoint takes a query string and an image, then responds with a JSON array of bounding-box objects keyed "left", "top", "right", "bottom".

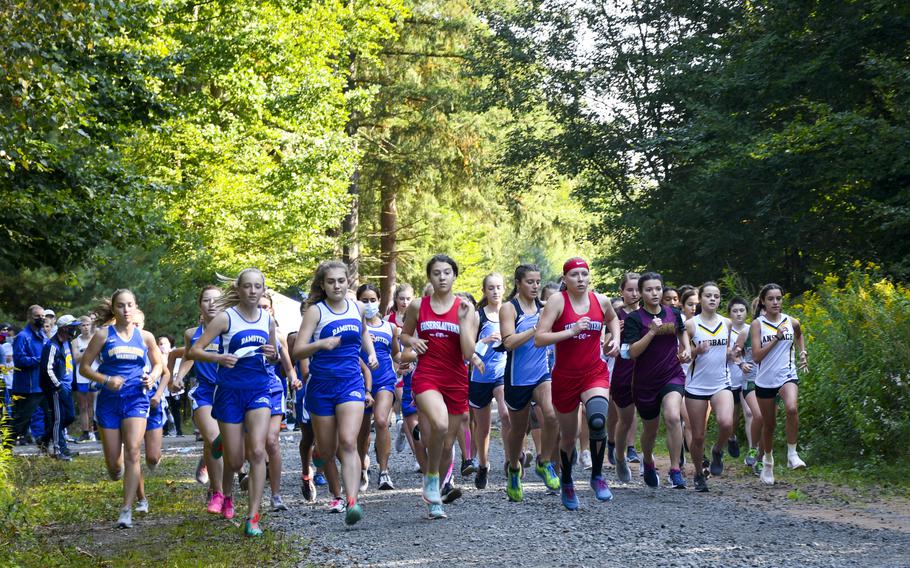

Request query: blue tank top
[
  {"left": 471, "top": 306, "right": 507, "bottom": 383},
  {"left": 268, "top": 342, "right": 284, "bottom": 394},
  {"left": 217, "top": 307, "right": 271, "bottom": 389},
  {"left": 190, "top": 325, "right": 221, "bottom": 386},
  {"left": 505, "top": 298, "right": 549, "bottom": 387},
  {"left": 98, "top": 325, "right": 148, "bottom": 391},
  {"left": 362, "top": 320, "right": 396, "bottom": 384},
  {"left": 309, "top": 300, "right": 363, "bottom": 382}
]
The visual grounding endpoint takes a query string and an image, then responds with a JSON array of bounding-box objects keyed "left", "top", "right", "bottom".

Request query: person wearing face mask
[
  {"left": 356, "top": 283, "right": 400, "bottom": 491},
  {"left": 39, "top": 315, "right": 81, "bottom": 460},
  {"left": 11, "top": 305, "right": 49, "bottom": 445}
]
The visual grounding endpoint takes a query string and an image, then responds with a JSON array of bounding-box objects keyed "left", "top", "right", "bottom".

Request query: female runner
[
  {"left": 684, "top": 282, "right": 734, "bottom": 492},
  {"left": 79, "top": 290, "right": 163, "bottom": 529},
  {"left": 469, "top": 273, "right": 510, "bottom": 490},
  {"left": 535, "top": 258, "right": 620, "bottom": 510},
  {"left": 259, "top": 292, "right": 301, "bottom": 511},
  {"left": 501, "top": 264, "right": 560, "bottom": 502},
  {"left": 726, "top": 297, "right": 752, "bottom": 461},
  {"left": 622, "top": 272, "right": 691, "bottom": 489},
  {"left": 172, "top": 286, "right": 225, "bottom": 513},
  {"left": 72, "top": 316, "right": 98, "bottom": 441},
  {"left": 400, "top": 254, "right": 480, "bottom": 519},
  {"left": 135, "top": 310, "right": 169, "bottom": 514},
  {"left": 189, "top": 269, "right": 278, "bottom": 536},
  {"left": 749, "top": 284, "right": 808, "bottom": 485},
  {"left": 356, "top": 283, "right": 400, "bottom": 491},
  {"left": 293, "top": 261, "right": 378, "bottom": 525},
  {"left": 388, "top": 284, "right": 413, "bottom": 448},
  {"left": 732, "top": 297, "right": 763, "bottom": 471},
  {"left": 612, "top": 273, "right": 646, "bottom": 484}
]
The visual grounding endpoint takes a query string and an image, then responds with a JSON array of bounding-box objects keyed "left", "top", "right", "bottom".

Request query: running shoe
[
  {"left": 745, "top": 448, "right": 758, "bottom": 468},
  {"left": 222, "top": 496, "right": 235, "bottom": 519},
  {"left": 607, "top": 441, "right": 616, "bottom": 466},
  {"left": 301, "top": 476, "right": 316, "bottom": 503},
  {"left": 788, "top": 452, "right": 807, "bottom": 470},
  {"left": 55, "top": 452, "right": 73, "bottom": 462},
  {"left": 211, "top": 434, "right": 223, "bottom": 460},
  {"left": 360, "top": 469, "right": 369, "bottom": 492},
  {"left": 702, "top": 457, "right": 710, "bottom": 472},
  {"left": 78, "top": 432, "right": 91, "bottom": 443},
  {"left": 195, "top": 456, "right": 208, "bottom": 485},
  {"left": 535, "top": 461, "right": 561, "bottom": 491},
  {"left": 461, "top": 458, "right": 477, "bottom": 476},
  {"left": 475, "top": 466, "right": 489, "bottom": 490},
  {"left": 88, "top": 432, "right": 97, "bottom": 442},
  {"left": 760, "top": 456, "right": 775, "bottom": 485},
  {"left": 616, "top": 459, "right": 632, "bottom": 484},
  {"left": 728, "top": 436, "right": 740, "bottom": 458},
  {"left": 328, "top": 497, "right": 346, "bottom": 513},
  {"left": 239, "top": 472, "right": 249, "bottom": 491},
  {"left": 626, "top": 446, "right": 640, "bottom": 463},
  {"left": 427, "top": 503, "right": 447, "bottom": 520},
  {"left": 117, "top": 508, "right": 132, "bottom": 529},
  {"left": 521, "top": 451, "right": 534, "bottom": 471},
  {"left": 244, "top": 513, "right": 263, "bottom": 537},
  {"left": 135, "top": 499, "right": 149, "bottom": 514},
  {"left": 753, "top": 460, "right": 764, "bottom": 476},
  {"left": 207, "top": 491, "right": 225, "bottom": 514},
  {"left": 395, "top": 421, "right": 407, "bottom": 453},
  {"left": 643, "top": 463, "right": 660, "bottom": 488},
  {"left": 580, "top": 449, "right": 593, "bottom": 470},
  {"left": 441, "top": 482, "right": 462, "bottom": 504},
  {"left": 345, "top": 502, "right": 363, "bottom": 525},
  {"left": 710, "top": 448, "right": 725, "bottom": 477},
  {"left": 506, "top": 466, "right": 523, "bottom": 502},
  {"left": 560, "top": 481, "right": 579, "bottom": 510},
  {"left": 668, "top": 469, "right": 686, "bottom": 489},
  {"left": 422, "top": 475, "right": 442, "bottom": 505},
  {"left": 694, "top": 473, "right": 709, "bottom": 492},
  {"left": 378, "top": 471, "right": 394, "bottom": 490},
  {"left": 272, "top": 495, "right": 288, "bottom": 511},
  {"left": 314, "top": 472, "right": 328, "bottom": 487},
  {"left": 590, "top": 475, "right": 613, "bottom": 501}
]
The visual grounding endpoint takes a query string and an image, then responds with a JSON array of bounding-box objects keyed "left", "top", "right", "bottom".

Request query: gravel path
[{"left": 265, "top": 427, "right": 910, "bottom": 568}]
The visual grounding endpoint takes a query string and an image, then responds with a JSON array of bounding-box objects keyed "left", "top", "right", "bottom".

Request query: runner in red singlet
[
  {"left": 535, "top": 258, "right": 620, "bottom": 510},
  {"left": 400, "top": 254, "right": 481, "bottom": 519}
]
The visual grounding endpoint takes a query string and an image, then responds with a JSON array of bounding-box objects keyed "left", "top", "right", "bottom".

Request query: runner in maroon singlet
[
  {"left": 535, "top": 258, "right": 620, "bottom": 510},
  {"left": 400, "top": 254, "right": 480, "bottom": 519}
]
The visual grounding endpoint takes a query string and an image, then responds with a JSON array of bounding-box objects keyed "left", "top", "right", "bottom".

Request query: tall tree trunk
[
  {"left": 342, "top": 51, "right": 360, "bottom": 283},
  {"left": 379, "top": 173, "right": 398, "bottom": 314}
]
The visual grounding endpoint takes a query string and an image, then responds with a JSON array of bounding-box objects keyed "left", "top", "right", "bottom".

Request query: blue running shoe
[
  {"left": 626, "top": 446, "right": 640, "bottom": 463},
  {"left": 427, "top": 502, "right": 447, "bottom": 519},
  {"left": 560, "top": 481, "right": 579, "bottom": 510},
  {"left": 314, "top": 472, "right": 328, "bottom": 487},
  {"left": 590, "top": 475, "right": 614, "bottom": 502},
  {"left": 643, "top": 463, "right": 660, "bottom": 488},
  {"left": 668, "top": 469, "right": 686, "bottom": 489}
]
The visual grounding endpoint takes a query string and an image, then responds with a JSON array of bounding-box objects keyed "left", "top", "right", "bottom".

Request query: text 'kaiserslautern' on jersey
[{"left": 217, "top": 307, "right": 271, "bottom": 389}]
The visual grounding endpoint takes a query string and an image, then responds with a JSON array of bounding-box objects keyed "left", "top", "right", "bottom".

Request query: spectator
[
  {"left": 39, "top": 315, "right": 80, "bottom": 460},
  {"left": 45, "top": 309, "right": 58, "bottom": 336},
  {"left": 72, "top": 316, "right": 98, "bottom": 441},
  {"left": 159, "top": 335, "right": 183, "bottom": 437},
  {"left": 11, "top": 305, "right": 49, "bottom": 445},
  {"left": 1, "top": 323, "right": 14, "bottom": 444}
]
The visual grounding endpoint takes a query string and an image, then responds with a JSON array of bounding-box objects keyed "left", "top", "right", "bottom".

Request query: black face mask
[{"left": 33, "top": 317, "right": 45, "bottom": 328}]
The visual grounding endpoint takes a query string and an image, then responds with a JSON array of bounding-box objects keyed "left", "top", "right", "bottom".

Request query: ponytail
[
  {"left": 92, "top": 289, "right": 136, "bottom": 326},
  {"left": 213, "top": 268, "right": 266, "bottom": 312}
]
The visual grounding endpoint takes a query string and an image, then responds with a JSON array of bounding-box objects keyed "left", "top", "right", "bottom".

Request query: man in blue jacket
[
  {"left": 40, "top": 315, "right": 80, "bottom": 460},
  {"left": 12, "top": 305, "right": 48, "bottom": 445}
]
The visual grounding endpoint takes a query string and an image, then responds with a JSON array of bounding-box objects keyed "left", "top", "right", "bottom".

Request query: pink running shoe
[
  {"left": 207, "top": 491, "right": 225, "bottom": 515},
  {"left": 222, "top": 495, "right": 235, "bottom": 519}
]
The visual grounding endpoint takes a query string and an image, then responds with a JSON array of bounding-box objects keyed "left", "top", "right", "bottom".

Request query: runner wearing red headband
[{"left": 535, "top": 257, "right": 621, "bottom": 509}]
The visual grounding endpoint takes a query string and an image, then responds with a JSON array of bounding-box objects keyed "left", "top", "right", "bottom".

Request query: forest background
[{"left": 1, "top": 0, "right": 909, "bottom": 466}]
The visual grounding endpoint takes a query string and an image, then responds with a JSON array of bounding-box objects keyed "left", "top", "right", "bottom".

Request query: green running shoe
[
  {"left": 506, "top": 465, "right": 523, "bottom": 502},
  {"left": 535, "top": 461, "right": 561, "bottom": 491},
  {"left": 344, "top": 502, "right": 363, "bottom": 526},
  {"left": 244, "top": 513, "right": 263, "bottom": 537}
]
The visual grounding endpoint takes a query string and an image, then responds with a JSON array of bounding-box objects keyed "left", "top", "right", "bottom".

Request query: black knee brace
[{"left": 586, "top": 396, "right": 609, "bottom": 441}]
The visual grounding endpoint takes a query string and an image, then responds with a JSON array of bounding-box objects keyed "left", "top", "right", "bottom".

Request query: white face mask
[{"left": 363, "top": 303, "right": 380, "bottom": 319}]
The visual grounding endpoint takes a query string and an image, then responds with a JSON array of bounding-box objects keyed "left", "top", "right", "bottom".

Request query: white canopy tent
[{"left": 270, "top": 290, "right": 303, "bottom": 337}]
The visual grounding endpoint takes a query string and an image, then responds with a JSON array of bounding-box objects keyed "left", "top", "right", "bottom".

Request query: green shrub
[{"left": 791, "top": 267, "right": 910, "bottom": 464}]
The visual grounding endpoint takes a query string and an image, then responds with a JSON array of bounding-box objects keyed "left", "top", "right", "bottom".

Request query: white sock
[
  {"left": 787, "top": 443, "right": 798, "bottom": 456},
  {"left": 764, "top": 452, "right": 774, "bottom": 463}
]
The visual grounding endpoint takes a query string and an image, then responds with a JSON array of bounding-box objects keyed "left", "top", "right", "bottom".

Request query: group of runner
[{"left": 74, "top": 255, "right": 809, "bottom": 534}]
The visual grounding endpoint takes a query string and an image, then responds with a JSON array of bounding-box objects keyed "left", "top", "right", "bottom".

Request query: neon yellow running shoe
[
  {"left": 535, "top": 461, "right": 561, "bottom": 491},
  {"left": 506, "top": 465, "right": 523, "bottom": 502}
]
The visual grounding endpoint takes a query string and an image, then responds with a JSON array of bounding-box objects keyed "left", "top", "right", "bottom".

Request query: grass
[{"left": 1, "top": 453, "right": 305, "bottom": 567}]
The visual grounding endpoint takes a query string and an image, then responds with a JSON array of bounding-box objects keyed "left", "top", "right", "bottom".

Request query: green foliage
[
  {"left": 792, "top": 268, "right": 910, "bottom": 464},
  {"left": 3, "top": 455, "right": 302, "bottom": 567}
]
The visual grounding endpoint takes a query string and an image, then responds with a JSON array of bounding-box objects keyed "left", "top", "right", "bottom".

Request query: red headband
[{"left": 563, "top": 258, "right": 590, "bottom": 274}]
